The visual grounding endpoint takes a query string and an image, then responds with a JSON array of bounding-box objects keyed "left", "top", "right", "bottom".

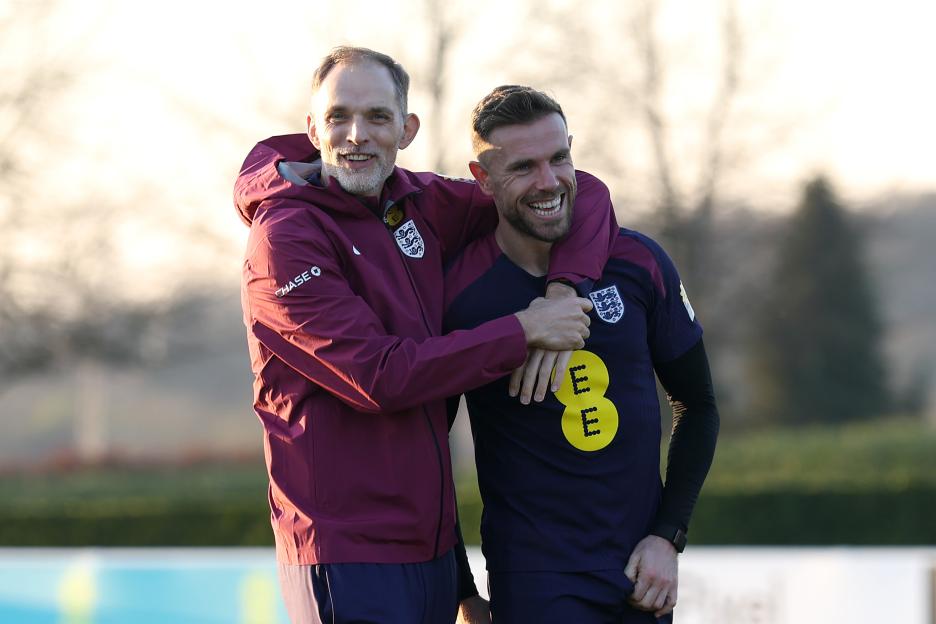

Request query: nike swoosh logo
[{"left": 352, "top": 245, "right": 361, "bottom": 255}]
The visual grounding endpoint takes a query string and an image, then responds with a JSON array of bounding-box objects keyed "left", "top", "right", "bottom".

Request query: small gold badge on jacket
[{"left": 384, "top": 205, "right": 405, "bottom": 228}]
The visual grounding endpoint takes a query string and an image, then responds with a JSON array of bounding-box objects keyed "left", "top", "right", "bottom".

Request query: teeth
[
  {"left": 529, "top": 197, "right": 561, "bottom": 212},
  {"left": 345, "top": 154, "right": 371, "bottom": 161}
]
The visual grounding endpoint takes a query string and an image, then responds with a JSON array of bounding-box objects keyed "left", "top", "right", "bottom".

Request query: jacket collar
[{"left": 235, "top": 134, "right": 421, "bottom": 225}]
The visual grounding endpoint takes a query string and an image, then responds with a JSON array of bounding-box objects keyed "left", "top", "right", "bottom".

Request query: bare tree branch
[
  {"left": 694, "top": 0, "right": 742, "bottom": 219},
  {"left": 634, "top": 0, "right": 680, "bottom": 221},
  {"left": 423, "top": 0, "right": 456, "bottom": 174}
]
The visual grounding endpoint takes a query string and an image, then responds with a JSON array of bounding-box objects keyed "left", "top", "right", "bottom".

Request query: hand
[
  {"left": 624, "top": 535, "right": 678, "bottom": 617},
  {"left": 509, "top": 281, "right": 578, "bottom": 401},
  {"left": 508, "top": 349, "right": 574, "bottom": 404},
  {"left": 545, "top": 280, "right": 577, "bottom": 299},
  {"left": 457, "top": 595, "right": 491, "bottom": 624},
  {"left": 514, "top": 297, "right": 592, "bottom": 351}
]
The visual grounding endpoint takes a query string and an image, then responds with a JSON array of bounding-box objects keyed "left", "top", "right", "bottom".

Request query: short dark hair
[
  {"left": 311, "top": 46, "right": 410, "bottom": 116},
  {"left": 471, "top": 85, "right": 566, "bottom": 154}
]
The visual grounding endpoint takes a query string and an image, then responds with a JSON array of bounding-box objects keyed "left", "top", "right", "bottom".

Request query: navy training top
[{"left": 444, "top": 228, "right": 703, "bottom": 572}]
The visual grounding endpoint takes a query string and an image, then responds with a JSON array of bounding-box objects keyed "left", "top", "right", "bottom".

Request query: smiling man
[
  {"left": 445, "top": 86, "right": 720, "bottom": 624},
  {"left": 235, "top": 48, "right": 621, "bottom": 624},
  {"left": 308, "top": 58, "right": 411, "bottom": 196}
]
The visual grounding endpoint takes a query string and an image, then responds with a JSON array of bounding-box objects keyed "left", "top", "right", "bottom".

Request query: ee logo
[{"left": 553, "top": 350, "right": 619, "bottom": 451}]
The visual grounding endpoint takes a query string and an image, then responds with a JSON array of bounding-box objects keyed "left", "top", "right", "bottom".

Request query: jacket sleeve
[
  {"left": 420, "top": 171, "right": 618, "bottom": 292},
  {"left": 548, "top": 171, "right": 619, "bottom": 294},
  {"left": 243, "top": 210, "right": 528, "bottom": 414}
]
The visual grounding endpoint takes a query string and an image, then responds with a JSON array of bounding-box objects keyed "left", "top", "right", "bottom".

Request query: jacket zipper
[
  {"left": 423, "top": 406, "right": 445, "bottom": 558},
  {"left": 382, "top": 197, "right": 446, "bottom": 558}
]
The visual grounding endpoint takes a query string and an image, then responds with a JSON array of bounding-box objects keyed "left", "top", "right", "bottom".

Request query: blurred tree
[
  {"left": 0, "top": 3, "right": 230, "bottom": 385},
  {"left": 748, "top": 177, "right": 891, "bottom": 424},
  {"left": 631, "top": 0, "right": 743, "bottom": 320},
  {"left": 421, "top": 0, "right": 457, "bottom": 175},
  {"left": 0, "top": 1, "right": 147, "bottom": 384},
  {"left": 0, "top": 2, "right": 242, "bottom": 465}
]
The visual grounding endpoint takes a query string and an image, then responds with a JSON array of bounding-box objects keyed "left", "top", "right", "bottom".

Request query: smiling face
[
  {"left": 470, "top": 112, "right": 576, "bottom": 245},
  {"left": 307, "top": 60, "right": 419, "bottom": 197}
]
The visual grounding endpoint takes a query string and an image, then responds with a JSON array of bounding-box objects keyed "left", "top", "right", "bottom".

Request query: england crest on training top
[
  {"left": 589, "top": 285, "right": 625, "bottom": 323},
  {"left": 394, "top": 220, "right": 425, "bottom": 258}
]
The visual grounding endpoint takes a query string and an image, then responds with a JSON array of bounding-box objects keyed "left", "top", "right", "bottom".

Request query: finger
[
  {"left": 624, "top": 553, "right": 639, "bottom": 582},
  {"left": 630, "top": 576, "right": 648, "bottom": 603},
  {"left": 508, "top": 351, "right": 530, "bottom": 397},
  {"left": 582, "top": 326, "right": 590, "bottom": 340},
  {"left": 655, "top": 593, "right": 676, "bottom": 617},
  {"left": 579, "top": 297, "right": 593, "bottom": 312},
  {"left": 551, "top": 351, "right": 572, "bottom": 392},
  {"left": 533, "top": 350, "right": 559, "bottom": 402},
  {"left": 652, "top": 586, "right": 669, "bottom": 611},
  {"left": 520, "top": 349, "right": 545, "bottom": 404},
  {"left": 581, "top": 311, "right": 591, "bottom": 326},
  {"left": 637, "top": 585, "right": 661, "bottom": 611}
]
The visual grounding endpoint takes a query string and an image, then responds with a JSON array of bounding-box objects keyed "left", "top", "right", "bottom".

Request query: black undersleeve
[{"left": 653, "top": 338, "right": 720, "bottom": 535}]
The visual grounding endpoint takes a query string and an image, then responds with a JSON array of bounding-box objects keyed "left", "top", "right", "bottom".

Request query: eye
[
  {"left": 552, "top": 152, "right": 570, "bottom": 164},
  {"left": 370, "top": 112, "right": 392, "bottom": 122},
  {"left": 327, "top": 111, "right": 347, "bottom": 123}
]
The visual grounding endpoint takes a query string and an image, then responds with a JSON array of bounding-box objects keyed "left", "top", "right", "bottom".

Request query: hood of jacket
[{"left": 234, "top": 133, "right": 423, "bottom": 226}]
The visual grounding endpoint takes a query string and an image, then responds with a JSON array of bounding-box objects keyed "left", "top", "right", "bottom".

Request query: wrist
[
  {"left": 545, "top": 280, "right": 576, "bottom": 299},
  {"left": 513, "top": 310, "right": 535, "bottom": 345},
  {"left": 649, "top": 525, "right": 688, "bottom": 553}
]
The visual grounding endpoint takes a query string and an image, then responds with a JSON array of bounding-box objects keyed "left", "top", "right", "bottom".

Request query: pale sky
[
  {"left": 53, "top": 0, "right": 936, "bottom": 196},
  {"left": 59, "top": 1, "right": 933, "bottom": 201},
  {"left": 8, "top": 0, "right": 936, "bottom": 296}
]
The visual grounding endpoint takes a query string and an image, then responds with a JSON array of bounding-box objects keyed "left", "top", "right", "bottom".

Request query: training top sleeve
[{"left": 652, "top": 338, "right": 720, "bottom": 539}]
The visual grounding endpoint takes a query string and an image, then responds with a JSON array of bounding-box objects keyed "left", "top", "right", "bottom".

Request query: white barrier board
[
  {"left": 466, "top": 547, "right": 936, "bottom": 624},
  {"left": 0, "top": 547, "right": 932, "bottom": 623}
]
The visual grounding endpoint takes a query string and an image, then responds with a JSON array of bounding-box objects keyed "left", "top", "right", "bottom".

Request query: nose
[
  {"left": 347, "top": 117, "right": 369, "bottom": 144},
  {"left": 534, "top": 163, "right": 560, "bottom": 191}
]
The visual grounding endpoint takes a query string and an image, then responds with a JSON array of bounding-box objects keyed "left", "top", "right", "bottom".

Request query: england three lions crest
[
  {"left": 589, "top": 285, "right": 625, "bottom": 323},
  {"left": 394, "top": 220, "right": 425, "bottom": 258}
]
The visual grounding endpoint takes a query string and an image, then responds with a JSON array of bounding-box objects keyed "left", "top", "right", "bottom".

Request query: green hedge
[
  {"left": 0, "top": 462, "right": 274, "bottom": 546},
  {"left": 0, "top": 500, "right": 273, "bottom": 546},
  {"left": 1, "top": 420, "right": 934, "bottom": 546},
  {"left": 454, "top": 484, "right": 936, "bottom": 546},
  {"left": 3, "top": 486, "right": 933, "bottom": 547},
  {"left": 455, "top": 418, "right": 936, "bottom": 546},
  {"left": 689, "top": 487, "right": 936, "bottom": 545}
]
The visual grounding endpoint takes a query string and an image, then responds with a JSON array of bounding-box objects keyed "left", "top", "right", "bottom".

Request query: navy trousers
[
  {"left": 488, "top": 569, "right": 675, "bottom": 624},
  {"left": 277, "top": 550, "right": 458, "bottom": 624}
]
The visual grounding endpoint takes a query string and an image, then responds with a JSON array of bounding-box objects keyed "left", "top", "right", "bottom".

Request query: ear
[
  {"left": 468, "top": 161, "right": 493, "bottom": 195},
  {"left": 398, "top": 113, "right": 420, "bottom": 150},
  {"left": 568, "top": 134, "right": 573, "bottom": 150},
  {"left": 307, "top": 114, "right": 321, "bottom": 150}
]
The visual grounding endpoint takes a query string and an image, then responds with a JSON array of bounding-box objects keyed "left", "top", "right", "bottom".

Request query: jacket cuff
[
  {"left": 547, "top": 275, "right": 595, "bottom": 298},
  {"left": 483, "top": 314, "right": 528, "bottom": 369}
]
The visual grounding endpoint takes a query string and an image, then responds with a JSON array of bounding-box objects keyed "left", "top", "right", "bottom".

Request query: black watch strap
[{"left": 650, "top": 525, "right": 688, "bottom": 553}]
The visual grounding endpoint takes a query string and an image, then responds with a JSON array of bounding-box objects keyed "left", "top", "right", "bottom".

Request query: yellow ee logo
[{"left": 553, "top": 350, "right": 618, "bottom": 451}]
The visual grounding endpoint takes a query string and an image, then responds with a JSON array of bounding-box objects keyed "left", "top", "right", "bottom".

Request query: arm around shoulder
[
  {"left": 244, "top": 214, "right": 528, "bottom": 413},
  {"left": 547, "top": 171, "right": 618, "bottom": 293}
]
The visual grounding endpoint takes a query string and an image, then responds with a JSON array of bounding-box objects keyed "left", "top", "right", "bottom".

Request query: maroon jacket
[{"left": 235, "top": 134, "right": 616, "bottom": 565}]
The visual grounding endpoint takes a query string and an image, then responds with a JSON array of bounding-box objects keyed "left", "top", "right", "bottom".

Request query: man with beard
[
  {"left": 445, "top": 86, "right": 720, "bottom": 623},
  {"left": 235, "top": 48, "right": 620, "bottom": 623}
]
